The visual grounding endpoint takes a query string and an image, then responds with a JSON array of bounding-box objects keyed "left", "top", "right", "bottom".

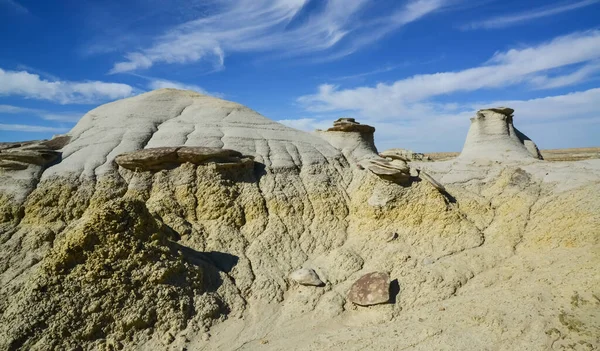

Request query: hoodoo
[
  {"left": 459, "top": 107, "right": 543, "bottom": 161},
  {"left": 315, "top": 117, "right": 378, "bottom": 163}
]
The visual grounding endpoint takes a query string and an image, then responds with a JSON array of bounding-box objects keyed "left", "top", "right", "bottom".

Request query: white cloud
[
  {"left": 110, "top": 0, "right": 448, "bottom": 73},
  {"left": 0, "top": 104, "right": 84, "bottom": 123},
  {"left": 298, "top": 31, "right": 600, "bottom": 119},
  {"left": 0, "top": 68, "right": 135, "bottom": 104},
  {"left": 277, "top": 118, "right": 332, "bottom": 132},
  {"left": 464, "top": 0, "right": 600, "bottom": 30},
  {"left": 0, "top": 124, "right": 69, "bottom": 133},
  {"left": 0, "top": 104, "right": 38, "bottom": 114},
  {"left": 529, "top": 61, "right": 600, "bottom": 89},
  {"left": 346, "top": 88, "right": 600, "bottom": 152},
  {"left": 296, "top": 31, "right": 600, "bottom": 151},
  {"left": 39, "top": 113, "right": 84, "bottom": 123}
]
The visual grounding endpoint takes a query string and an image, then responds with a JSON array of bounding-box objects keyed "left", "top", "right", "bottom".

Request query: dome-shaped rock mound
[
  {"left": 44, "top": 88, "right": 341, "bottom": 179},
  {"left": 458, "top": 107, "right": 543, "bottom": 161}
]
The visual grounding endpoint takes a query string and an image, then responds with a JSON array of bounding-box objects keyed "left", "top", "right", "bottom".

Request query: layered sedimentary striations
[
  {"left": 0, "top": 92, "right": 598, "bottom": 351},
  {"left": 459, "top": 107, "right": 543, "bottom": 161}
]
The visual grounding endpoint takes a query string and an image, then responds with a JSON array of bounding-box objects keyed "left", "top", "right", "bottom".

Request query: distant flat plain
[{"left": 425, "top": 147, "right": 600, "bottom": 161}]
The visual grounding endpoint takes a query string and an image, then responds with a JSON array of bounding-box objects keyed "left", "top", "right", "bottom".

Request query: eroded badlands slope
[{"left": 0, "top": 89, "right": 598, "bottom": 350}]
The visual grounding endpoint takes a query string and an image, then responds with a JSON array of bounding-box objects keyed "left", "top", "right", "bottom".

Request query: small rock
[
  {"left": 422, "top": 257, "right": 435, "bottom": 265},
  {"left": 385, "top": 232, "right": 398, "bottom": 242},
  {"left": 347, "top": 272, "right": 391, "bottom": 306},
  {"left": 290, "top": 268, "right": 324, "bottom": 286},
  {"left": 409, "top": 167, "right": 419, "bottom": 177}
]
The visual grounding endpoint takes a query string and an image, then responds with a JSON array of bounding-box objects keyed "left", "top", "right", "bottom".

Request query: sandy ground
[{"left": 425, "top": 147, "right": 600, "bottom": 162}]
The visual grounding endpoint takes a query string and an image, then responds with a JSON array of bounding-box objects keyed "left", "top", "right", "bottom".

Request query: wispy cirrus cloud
[
  {"left": 299, "top": 31, "right": 600, "bottom": 118},
  {"left": 0, "top": 68, "right": 135, "bottom": 104},
  {"left": 109, "top": 0, "right": 449, "bottom": 74},
  {"left": 463, "top": 0, "right": 600, "bottom": 30},
  {"left": 0, "top": 104, "right": 84, "bottom": 123},
  {"left": 0, "top": 124, "right": 69, "bottom": 133}
]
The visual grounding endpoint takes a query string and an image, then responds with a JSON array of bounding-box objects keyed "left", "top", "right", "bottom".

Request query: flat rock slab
[
  {"left": 115, "top": 146, "right": 251, "bottom": 171},
  {"left": 360, "top": 158, "right": 410, "bottom": 183},
  {"left": 347, "top": 272, "right": 391, "bottom": 306},
  {"left": 482, "top": 107, "right": 514, "bottom": 116},
  {"left": 327, "top": 124, "right": 375, "bottom": 133}
]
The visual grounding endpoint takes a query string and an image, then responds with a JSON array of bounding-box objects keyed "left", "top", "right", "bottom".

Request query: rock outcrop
[
  {"left": 0, "top": 135, "right": 69, "bottom": 170},
  {"left": 316, "top": 118, "right": 415, "bottom": 184},
  {"left": 0, "top": 90, "right": 598, "bottom": 351},
  {"left": 459, "top": 107, "right": 543, "bottom": 161}
]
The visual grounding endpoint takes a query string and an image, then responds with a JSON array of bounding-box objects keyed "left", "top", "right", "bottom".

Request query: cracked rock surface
[{"left": 0, "top": 90, "right": 598, "bottom": 350}]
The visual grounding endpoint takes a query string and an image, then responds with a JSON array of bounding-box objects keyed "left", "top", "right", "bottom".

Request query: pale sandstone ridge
[
  {"left": 0, "top": 90, "right": 598, "bottom": 351},
  {"left": 459, "top": 107, "right": 543, "bottom": 161}
]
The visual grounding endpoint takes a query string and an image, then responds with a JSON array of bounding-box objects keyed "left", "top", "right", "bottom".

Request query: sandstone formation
[
  {"left": 289, "top": 268, "right": 324, "bottom": 286},
  {"left": 315, "top": 118, "right": 378, "bottom": 163},
  {"left": 0, "top": 90, "right": 598, "bottom": 351},
  {"left": 459, "top": 107, "right": 543, "bottom": 161},
  {"left": 347, "top": 272, "right": 391, "bottom": 306},
  {"left": 316, "top": 118, "right": 415, "bottom": 184}
]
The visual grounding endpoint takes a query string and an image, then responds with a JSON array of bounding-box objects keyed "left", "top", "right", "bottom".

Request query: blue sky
[{"left": 1, "top": 0, "right": 599, "bottom": 152}]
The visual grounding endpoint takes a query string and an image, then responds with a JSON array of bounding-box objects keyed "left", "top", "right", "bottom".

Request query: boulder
[
  {"left": 347, "top": 272, "right": 391, "bottom": 306},
  {"left": 289, "top": 268, "right": 324, "bottom": 286}
]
